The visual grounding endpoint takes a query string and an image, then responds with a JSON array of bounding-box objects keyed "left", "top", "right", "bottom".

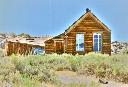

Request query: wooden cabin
[{"left": 45, "top": 9, "right": 111, "bottom": 55}]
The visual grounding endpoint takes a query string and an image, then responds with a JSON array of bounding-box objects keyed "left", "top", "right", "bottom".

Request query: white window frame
[
  {"left": 76, "top": 33, "right": 84, "bottom": 51},
  {"left": 93, "top": 33, "right": 102, "bottom": 52}
]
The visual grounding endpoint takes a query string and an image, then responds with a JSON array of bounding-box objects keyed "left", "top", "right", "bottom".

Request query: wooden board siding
[
  {"left": 45, "top": 39, "right": 55, "bottom": 54},
  {"left": 55, "top": 41, "right": 64, "bottom": 54},
  {"left": 65, "top": 14, "right": 111, "bottom": 55},
  {"left": 45, "top": 10, "right": 111, "bottom": 55},
  {"left": 5, "top": 41, "right": 44, "bottom": 56},
  {"left": 102, "top": 32, "right": 111, "bottom": 55},
  {"left": 45, "top": 39, "right": 64, "bottom": 54}
]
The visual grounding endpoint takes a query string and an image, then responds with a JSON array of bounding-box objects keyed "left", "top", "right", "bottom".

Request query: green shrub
[
  {"left": 10, "top": 55, "right": 58, "bottom": 83},
  {"left": 0, "top": 56, "right": 21, "bottom": 87},
  {"left": 76, "top": 53, "right": 128, "bottom": 84},
  {"left": 1, "top": 52, "right": 128, "bottom": 85}
]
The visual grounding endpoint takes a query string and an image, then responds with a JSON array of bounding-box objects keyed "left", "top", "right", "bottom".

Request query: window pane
[
  {"left": 99, "top": 38, "right": 101, "bottom": 42},
  {"left": 99, "top": 35, "right": 102, "bottom": 51},
  {"left": 94, "top": 35, "right": 98, "bottom": 38},
  {"left": 76, "top": 34, "right": 84, "bottom": 51},
  {"left": 99, "top": 35, "right": 101, "bottom": 39},
  {"left": 94, "top": 43, "right": 98, "bottom": 51},
  {"left": 94, "top": 39, "right": 98, "bottom": 43},
  {"left": 79, "top": 43, "right": 84, "bottom": 49},
  {"left": 99, "top": 42, "right": 101, "bottom": 51}
]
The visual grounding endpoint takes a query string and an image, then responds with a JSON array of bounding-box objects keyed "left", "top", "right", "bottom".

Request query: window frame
[
  {"left": 76, "top": 33, "right": 85, "bottom": 52},
  {"left": 93, "top": 32, "right": 102, "bottom": 52}
]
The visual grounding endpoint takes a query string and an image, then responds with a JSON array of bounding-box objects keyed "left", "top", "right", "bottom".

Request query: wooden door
[{"left": 56, "top": 42, "right": 64, "bottom": 54}]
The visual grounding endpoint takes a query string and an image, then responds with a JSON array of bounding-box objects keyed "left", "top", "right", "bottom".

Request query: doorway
[{"left": 55, "top": 41, "right": 64, "bottom": 54}]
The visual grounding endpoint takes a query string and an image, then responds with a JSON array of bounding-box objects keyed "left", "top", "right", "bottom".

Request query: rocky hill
[{"left": 111, "top": 41, "right": 128, "bottom": 54}]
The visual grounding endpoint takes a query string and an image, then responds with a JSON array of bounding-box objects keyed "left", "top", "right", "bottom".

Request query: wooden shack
[
  {"left": 5, "top": 41, "right": 44, "bottom": 56},
  {"left": 45, "top": 9, "right": 111, "bottom": 55}
]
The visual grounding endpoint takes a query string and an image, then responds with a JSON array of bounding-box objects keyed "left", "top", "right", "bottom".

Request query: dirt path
[{"left": 55, "top": 71, "right": 128, "bottom": 87}]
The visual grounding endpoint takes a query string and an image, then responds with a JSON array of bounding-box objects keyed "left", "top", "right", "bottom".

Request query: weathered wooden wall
[
  {"left": 45, "top": 12, "right": 111, "bottom": 55},
  {"left": 55, "top": 40, "right": 64, "bottom": 54},
  {"left": 45, "top": 39, "right": 54, "bottom": 54},
  {"left": 5, "top": 41, "right": 44, "bottom": 56},
  {"left": 65, "top": 14, "right": 111, "bottom": 55},
  {"left": 45, "top": 39, "right": 64, "bottom": 54}
]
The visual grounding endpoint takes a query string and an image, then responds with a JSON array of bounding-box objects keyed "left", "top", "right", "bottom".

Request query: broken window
[{"left": 76, "top": 33, "right": 84, "bottom": 51}]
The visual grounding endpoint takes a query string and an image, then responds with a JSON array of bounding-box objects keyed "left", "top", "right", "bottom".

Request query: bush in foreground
[
  {"left": 1, "top": 52, "right": 128, "bottom": 86},
  {"left": 10, "top": 53, "right": 128, "bottom": 84}
]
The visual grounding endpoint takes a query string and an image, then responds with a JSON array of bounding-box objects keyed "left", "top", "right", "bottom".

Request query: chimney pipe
[{"left": 86, "top": 8, "right": 91, "bottom": 12}]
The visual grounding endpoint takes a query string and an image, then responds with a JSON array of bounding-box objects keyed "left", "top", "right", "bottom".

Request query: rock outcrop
[{"left": 111, "top": 41, "right": 128, "bottom": 54}]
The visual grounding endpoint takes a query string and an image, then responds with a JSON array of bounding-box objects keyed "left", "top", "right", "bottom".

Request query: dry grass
[{"left": 0, "top": 52, "right": 128, "bottom": 86}]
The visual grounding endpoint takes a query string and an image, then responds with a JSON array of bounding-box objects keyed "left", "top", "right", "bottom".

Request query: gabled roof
[
  {"left": 44, "top": 33, "right": 64, "bottom": 43},
  {"left": 45, "top": 9, "right": 111, "bottom": 43},
  {"left": 65, "top": 9, "right": 111, "bottom": 34},
  {"left": 52, "top": 33, "right": 64, "bottom": 39}
]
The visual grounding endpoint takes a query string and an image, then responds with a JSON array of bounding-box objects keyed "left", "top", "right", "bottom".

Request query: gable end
[{"left": 65, "top": 10, "right": 111, "bottom": 34}]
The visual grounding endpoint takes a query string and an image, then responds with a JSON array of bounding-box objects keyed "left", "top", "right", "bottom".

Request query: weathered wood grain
[{"left": 45, "top": 11, "right": 111, "bottom": 55}]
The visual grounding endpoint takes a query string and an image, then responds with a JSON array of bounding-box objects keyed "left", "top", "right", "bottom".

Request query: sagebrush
[{"left": 0, "top": 51, "right": 128, "bottom": 86}]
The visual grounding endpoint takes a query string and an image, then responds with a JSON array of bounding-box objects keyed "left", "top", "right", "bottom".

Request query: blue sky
[{"left": 0, "top": 0, "right": 128, "bottom": 41}]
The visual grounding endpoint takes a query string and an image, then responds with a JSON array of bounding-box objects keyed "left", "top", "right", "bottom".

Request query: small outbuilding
[{"left": 45, "top": 9, "right": 111, "bottom": 55}]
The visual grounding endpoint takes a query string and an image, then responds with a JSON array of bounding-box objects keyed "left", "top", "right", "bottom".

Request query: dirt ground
[{"left": 55, "top": 71, "right": 128, "bottom": 87}]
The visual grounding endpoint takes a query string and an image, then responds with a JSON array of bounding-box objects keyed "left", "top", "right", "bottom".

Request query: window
[
  {"left": 93, "top": 33, "right": 102, "bottom": 52},
  {"left": 76, "top": 33, "right": 84, "bottom": 51}
]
